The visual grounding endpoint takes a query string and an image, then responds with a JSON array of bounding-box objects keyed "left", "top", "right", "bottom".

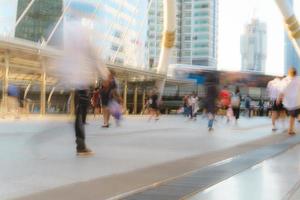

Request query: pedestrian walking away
[{"left": 280, "top": 67, "right": 300, "bottom": 135}]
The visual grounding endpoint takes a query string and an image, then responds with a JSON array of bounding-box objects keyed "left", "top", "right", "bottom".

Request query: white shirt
[
  {"left": 281, "top": 76, "right": 300, "bottom": 110},
  {"left": 267, "top": 78, "right": 281, "bottom": 100}
]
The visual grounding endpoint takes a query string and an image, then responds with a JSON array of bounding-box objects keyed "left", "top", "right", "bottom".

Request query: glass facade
[
  {"left": 66, "top": 0, "right": 146, "bottom": 68},
  {"left": 15, "top": 0, "right": 63, "bottom": 46},
  {"left": 12, "top": 0, "right": 147, "bottom": 68}
]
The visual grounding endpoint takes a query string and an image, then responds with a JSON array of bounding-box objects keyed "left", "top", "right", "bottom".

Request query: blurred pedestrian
[
  {"left": 100, "top": 72, "right": 118, "bottom": 128},
  {"left": 57, "top": 10, "right": 110, "bottom": 156},
  {"left": 258, "top": 99, "right": 264, "bottom": 117},
  {"left": 245, "top": 95, "right": 252, "bottom": 117},
  {"left": 280, "top": 67, "right": 300, "bottom": 135},
  {"left": 231, "top": 86, "right": 241, "bottom": 124},
  {"left": 204, "top": 75, "right": 219, "bottom": 131},
  {"left": 183, "top": 95, "right": 189, "bottom": 117},
  {"left": 108, "top": 86, "right": 122, "bottom": 126},
  {"left": 190, "top": 92, "right": 199, "bottom": 120},
  {"left": 148, "top": 89, "right": 160, "bottom": 121},
  {"left": 219, "top": 85, "right": 231, "bottom": 122},
  {"left": 267, "top": 77, "right": 286, "bottom": 131},
  {"left": 91, "top": 87, "right": 101, "bottom": 118}
]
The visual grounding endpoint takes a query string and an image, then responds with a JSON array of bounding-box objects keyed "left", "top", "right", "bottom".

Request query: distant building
[
  {"left": 284, "top": 0, "right": 300, "bottom": 74},
  {"left": 240, "top": 19, "right": 267, "bottom": 73},
  {"left": 15, "top": 0, "right": 63, "bottom": 46},
  {"left": 148, "top": 0, "right": 218, "bottom": 69}
]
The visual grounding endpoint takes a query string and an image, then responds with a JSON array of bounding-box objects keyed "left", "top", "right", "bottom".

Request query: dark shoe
[
  {"left": 77, "top": 148, "right": 94, "bottom": 156},
  {"left": 288, "top": 131, "right": 296, "bottom": 136},
  {"left": 102, "top": 124, "right": 109, "bottom": 128}
]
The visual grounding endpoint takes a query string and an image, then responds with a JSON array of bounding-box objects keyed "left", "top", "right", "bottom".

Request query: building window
[
  {"left": 194, "top": 27, "right": 209, "bottom": 32},
  {"left": 113, "top": 30, "right": 122, "bottom": 38},
  {"left": 184, "top": 35, "right": 191, "bottom": 41},
  {"left": 182, "top": 50, "right": 191, "bottom": 56},
  {"left": 111, "top": 44, "right": 119, "bottom": 51},
  {"left": 194, "top": 11, "right": 209, "bottom": 17}
]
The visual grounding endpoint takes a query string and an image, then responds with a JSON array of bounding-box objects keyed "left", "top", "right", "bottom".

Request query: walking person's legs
[
  {"left": 271, "top": 111, "right": 278, "bottom": 131},
  {"left": 148, "top": 108, "right": 154, "bottom": 121},
  {"left": 190, "top": 106, "right": 193, "bottom": 119},
  {"left": 155, "top": 109, "right": 160, "bottom": 120},
  {"left": 75, "top": 107, "right": 86, "bottom": 151},
  {"left": 233, "top": 107, "right": 240, "bottom": 124},
  {"left": 82, "top": 105, "right": 88, "bottom": 124},
  {"left": 102, "top": 106, "right": 110, "bottom": 127},
  {"left": 208, "top": 113, "right": 214, "bottom": 131},
  {"left": 288, "top": 116, "right": 296, "bottom": 135},
  {"left": 288, "top": 109, "right": 300, "bottom": 135},
  {"left": 75, "top": 105, "right": 93, "bottom": 156}
]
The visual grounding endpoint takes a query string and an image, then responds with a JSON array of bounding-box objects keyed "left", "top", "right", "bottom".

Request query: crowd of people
[
  {"left": 2, "top": 68, "right": 300, "bottom": 156},
  {"left": 176, "top": 67, "right": 300, "bottom": 134}
]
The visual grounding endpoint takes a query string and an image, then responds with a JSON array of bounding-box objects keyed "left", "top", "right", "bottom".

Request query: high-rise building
[
  {"left": 66, "top": 0, "right": 147, "bottom": 68},
  {"left": 147, "top": 0, "right": 218, "bottom": 69},
  {"left": 15, "top": 0, "right": 63, "bottom": 45},
  {"left": 284, "top": 0, "right": 300, "bottom": 74},
  {"left": 240, "top": 19, "right": 267, "bottom": 73},
  {"left": 12, "top": 0, "right": 146, "bottom": 67}
]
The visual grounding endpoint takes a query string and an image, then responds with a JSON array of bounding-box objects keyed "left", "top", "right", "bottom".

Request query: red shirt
[{"left": 219, "top": 89, "right": 231, "bottom": 107}]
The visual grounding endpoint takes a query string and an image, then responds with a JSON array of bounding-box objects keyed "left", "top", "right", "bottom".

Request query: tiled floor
[{"left": 124, "top": 135, "right": 300, "bottom": 200}]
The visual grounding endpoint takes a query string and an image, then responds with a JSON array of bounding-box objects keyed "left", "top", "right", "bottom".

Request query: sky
[
  {"left": 0, "top": 0, "right": 17, "bottom": 36},
  {"left": 218, "top": 0, "right": 300, "bottom": 76}
]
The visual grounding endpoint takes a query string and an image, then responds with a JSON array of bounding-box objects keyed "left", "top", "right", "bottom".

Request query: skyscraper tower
[
  {"left": 15, "top": 0, "right": 63, "bottom": 45},
  {"left": 147, "top": 0, "right": 218, "bottom": 69},
  {"left": 240, "top": 18, "right": 267, "bottom": 73}
]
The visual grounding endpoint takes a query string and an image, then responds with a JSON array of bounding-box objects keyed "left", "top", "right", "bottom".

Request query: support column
[
  {"left": 155, "top": 0, "right": 176, "bottom": 98},
  {"left": 47, "top": 87, "right": 56, "bottom": 110},
  {"left": 1, "top": 51, "right": 9, "bottom": 114},
  {"left": 133, "top": 86, "right": 138, "bottom": 114},
  {"left": 275, "top": 0, "right": 300, "bottom": 57},
  {"left": 40, "top": 59, "right": 46, "bottom": 115},
  {"left": 123, "top": 80, "right": 128, "bottom": 114},
  {"left": 24, "top": 83, "right": 32, "bottom": 115},
  {"left": 69, "top": 90, "right": 75, "bottom": 115},
  {"left": 141, "top": 89, "right": 146, "bottom": 114}
]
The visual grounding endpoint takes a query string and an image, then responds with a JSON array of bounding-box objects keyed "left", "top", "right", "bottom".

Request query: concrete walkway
[{"left": 0, "top": 115, "right": 295, "bottom": 200}]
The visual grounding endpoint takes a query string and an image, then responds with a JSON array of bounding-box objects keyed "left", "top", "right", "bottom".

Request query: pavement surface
[{"left": 0, "top": 115, "right": 297, "bottom": 200}]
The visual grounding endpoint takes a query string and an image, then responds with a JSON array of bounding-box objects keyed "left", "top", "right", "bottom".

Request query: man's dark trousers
[{"left": 74, "top": 89, "right": 89, "bottom": 152}]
